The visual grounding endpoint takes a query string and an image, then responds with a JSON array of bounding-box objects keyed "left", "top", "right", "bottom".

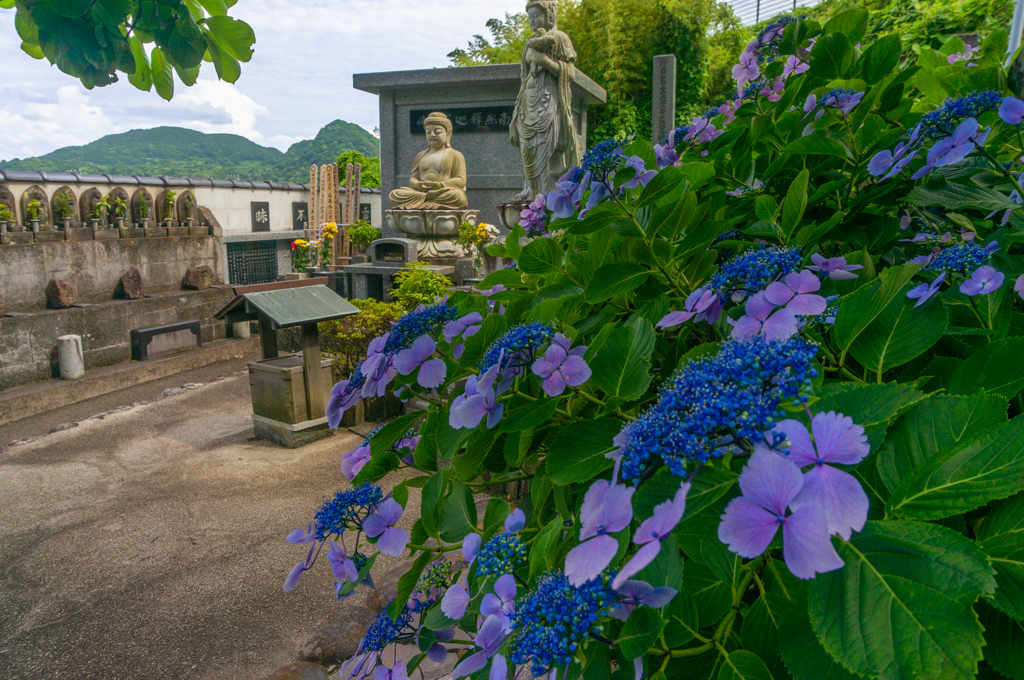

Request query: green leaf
[
  {"left": 518, "top": 237, "right": 562, "bottom": 275},
  {"left": 583, "top": 263, "right": 650, "bottom": 303},
  {"left": 454, "top": 428, "right": 501, "bottom": 480},
  {"left": 203, "top": 30, "right": 241, "bottom": 83},
  {"left": 978, "top": 601, "right": 1024, "bottom": 680},
  {"left": 755, "top": 195, "right": 779, "bottom": 224},
  {"left": 566, "top": 202, "right": 626, "bottom": 235},
  {"left": 478, "top": 268, "right": 525, "bottom": 290},
  {"left": 781, "top": 169, "right": 809, "bottom": 240},
  {"left": 637, "top": 165, "right": 683, "bottom": 209},
  {"left": 809, "top": 32, "right": 855, "bottom": 80},
  {"left": 498, "top": 398, "right": 559, "bottom": 433},
  {"left": 977, "top": 493, "right": 1024, "bottom": 621},
  {"left": 530, "top": 517, "right": 564, "bottom": 579},
  {"left": 782, "top": 135, "right": 850, "bottom": 158},
  {"left": 809, "top": 521, "right": 995, "bottom": 680},
  {"left": 834, "top": 263, "right": 921, "bottom": 354},
  {"left": 635, "top": 466, "right": 737, "bottom": 520},
  {"left": 483, "top": 497, "right": 512, "bottom": 533},
  {"left": 197, "top": 0, "right": 228, "bottom": 15},
  {"left": 368, "top": 411, "right": 422, "bottom": 457},
  {"left": 663, "top": 578, "right": 699, "bottom": 647},
  {"left": 392, "top": 480, "right": 409, "bottom": 509},
  {"left": 823, "top": 8, "right": 869, "bottom": 44},
  {"left": 127, "top": 36, "right": 153, "bottom": 92},
  {"left": 948, "top": 337, "right": 1024, "bottom": 399},
  {"left": 877, "top": 393, "right": 1007, "bottom": 494},
  {"left": 505, "top": 225, "right": 525, "bottom": 260},
  {"left": 847, "top": 284, "right": 948, "bottom": 376},
  {"left": 413, "top": 411, "right": 439, "bottom": 471},
  {"left": 795, "top": 210, "right": 846, "bottom": 246},
  {"left": 618, "top": 607, "right": 665, "bottom": 659},
  {"left": 586, "top": 320, "right": 655, "bottom": 400},
  {"left": 388, "top": 550, "right": 432, "bottom": 620},
  {"left": 887, "top": 415, "right": 1024, "bottom": 520},
  {"left": 150, "top": 47, "right": 174, "bottom": 101},
  {"left": 460, "top": 314, "right": 506, "bottom": 367},
  {"left": 420, "top": 468, "right": 450, "bottom": 537},
  {"left": 202, "top": 15, "right": 254, "bottom": 61},
  {"left": 907, "top": 184, "right": 1021, "bottom": 212},
  {"left": 814, "top": 382, "right": 926, "bottom": 429},
  {"left": 860, "top": 34, "right": 902, "bottom": 84},
  {"left": 777, "top": 592, "right": 858, "bottom": 680},
  {"left": 439, "top": 480, "right": 477, "bottom": 542},
  {"left": 717, "top": 650, "right": 776, "bottom": 680},
  {"left": 545, "top": 417, "right": 622, "bottom": 485},
  {"left": 528, "top": 283, "right": 584, "bottom": 310}
]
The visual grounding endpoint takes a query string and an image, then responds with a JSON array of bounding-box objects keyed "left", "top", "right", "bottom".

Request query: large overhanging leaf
[
  {"left": 976, "top": 493, "right": 1024, "bottom": 621},
  {"left": 846, "top": 284, "right": 948, "bottom": 378},
  {"left": 809, "top": 521, "right": 995, "bottom": 680}
]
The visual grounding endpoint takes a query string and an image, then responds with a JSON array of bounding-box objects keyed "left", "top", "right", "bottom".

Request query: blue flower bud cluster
[
  {"left": 919, "top": 90, "right": 1002, "bottom": 141},
  {"left": 476, "top": 532, "right": 528, "bottom": 577},
  {"left": 480, "top": 322, "right": 555, "bottom": 373},
  {"left": 417, "top": 558, "right": 458, "bottom": 591},
  {"left": 313, "top": 483, "right": 384, "bottom": 540},
  {"left": 754, "top": 15, "right": 802, "bottom": 62},
  {"left": 618, "top": 337, "right": 819, "bottom": 482},
  {"left": 362, "top": 598, "right": 413, "bottom": 652},
  {"left": 383, "top": 303, "right": 459, "bottom": 355},
  {"left": 508, "top": 571, "right": 613, "bottom": 677},
  {"left": 926, "top": 242, "right": 991, "bottom": 276},
  {"left": 707, "top": 245, "right": 802, "bottom": 296},
  {"left": 581, "top": 139, "right": 626, "bottom": 182}
]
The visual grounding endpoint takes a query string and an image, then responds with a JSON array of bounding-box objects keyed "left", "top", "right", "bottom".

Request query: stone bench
[{"left": 130, "top": 320, "right": 202, "bottom": 361}]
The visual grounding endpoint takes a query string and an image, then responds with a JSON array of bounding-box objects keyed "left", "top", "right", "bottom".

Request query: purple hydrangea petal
[
  {"left": 481, "top": 593, "right": 502, "bottom": 618},
  {"left": 718, "top": 496, "right": 781, "bottom": 559},
  {"left": 999, "top": 96, "right": 1024, "bottom": 125},
  {"left": 634, "top": 482, "right": 690, "bottom": 544},
  {"left": 476, "top": 614, "right": 507, "bottom": 655},
  {"left": 489, "top": 653, "right": 508, "bottom": 680},
  {"left": 283, "top": 560, "right": 307, "bottom": 592},
  {"left": 811, "top": 411, "right": 870, "bottom": 465},
  {"left": 505, "top": 508, "right": 526, "bottom": 533},
  {"left": 451, "top": 651, "right": 487, "bottom": 680},
  {"left": 376, "top": 527, "right": 409, "bottom": 556},
  {"left": 793, "top": 464, "right": 869, "bottom": 540},
  {"left": 417, "top": 358, "right": 447, "bottom": 388},
  {"left": 760, "top": 307, "right": 799, "bottom": 340},
  {"left": 657, "top": 310, "right": 696, "bottom": 329},
  {"left": 740, "top": 450, "right": 804, "bottom": 514},
  {"left": 601, "top": 484, "right": 636, "bottom": 534},
  {"left": 781, "top": 502, "right": 845, "bottom": 579},
  {"left": 377, "top": 497, "right": 404, "bottom": 526},
  {"left": 560, "top": 356, "right": 592, "bottom": 387},
  {"left": 729, "top": 314, "right": 763, "bottom": 340},
  {"left": 463, "top": 533, "right": 481, "bottom": 562},
  {"left": 441, "top": 583, "right": 470, "bottom": 619},
  {"left": 565, "top": 534, "right": 619, "bottom": 586},
  {"left": 541, "top": 371, "right": 568, "bottom": 397},
  {"left": 767, "top": 419, "right": 815, "bottom": 465},
  {"left": 426, "top": 643, "right": 448, "bottom": 663},
  {"left": 494, "top": 573, "right": 517, "bottom": 601},
  {"left": 579, "top": 480, "right": 610, "bottom": 540},
  {"left": 643, "top": 586, "right": 678, "bottom": 608},
  {"left": 610, "top": 541, "right": 663, "bottom": 591},
  {"left": 362, "top": 512, "right": 389, "bottom": 538}
]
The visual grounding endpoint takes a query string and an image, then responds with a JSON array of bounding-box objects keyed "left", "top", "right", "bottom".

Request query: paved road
[{"left": 0, "top": 363, "right": 411, "bottom": 680}]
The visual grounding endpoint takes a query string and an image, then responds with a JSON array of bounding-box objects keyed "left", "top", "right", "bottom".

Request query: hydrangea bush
[{"left": 286, "top": 12, "right": 1024, "bottom": 680}]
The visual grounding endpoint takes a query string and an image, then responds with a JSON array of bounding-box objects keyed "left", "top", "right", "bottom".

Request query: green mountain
[{"left": 0, "top": 120, "right": 380, "bottom": 184}]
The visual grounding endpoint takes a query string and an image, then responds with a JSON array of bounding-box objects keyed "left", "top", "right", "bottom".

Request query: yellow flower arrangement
[
  {"left": 324, "top": 222, "right": 338, "bottom": 236},
  {"left": 291, "top": 239, "right": 309, "bottom": 250}
]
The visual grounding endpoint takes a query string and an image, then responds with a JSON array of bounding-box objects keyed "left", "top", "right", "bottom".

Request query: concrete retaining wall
[
  {"left": 0, "top": 236, "right": 222, "bottom": 312},
  {"left": 0, "top": 287, "right": 236, "bottom": 390}
]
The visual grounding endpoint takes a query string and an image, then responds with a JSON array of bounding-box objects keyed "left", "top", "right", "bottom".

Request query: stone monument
[
  {"left": 498, "top": 0, "right": 583, "bottom": 231},
  {"left": 652, "top": 54, "right": 678, "bottom": 145},
  {"left": 385, "top": 112, "right": 479, "bottom": 258}
]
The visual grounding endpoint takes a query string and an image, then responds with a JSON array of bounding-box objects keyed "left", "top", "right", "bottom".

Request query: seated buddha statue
[{"left": 389, "top": 112, "right": 469, "bottom": 210}]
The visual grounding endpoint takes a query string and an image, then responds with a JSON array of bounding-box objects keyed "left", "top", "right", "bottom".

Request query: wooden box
[{"left": 248, "top": 354, "right": 333, "bottom": 425}]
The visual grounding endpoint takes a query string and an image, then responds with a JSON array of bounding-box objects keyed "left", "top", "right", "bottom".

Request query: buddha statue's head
[
  {"left": 526, "top": 0, "right": 556, "bottom": 31},
  {"left": 424, "top": 112, "right": 453, "bottom": 150}
]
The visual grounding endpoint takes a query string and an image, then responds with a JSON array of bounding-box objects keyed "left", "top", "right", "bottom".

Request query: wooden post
[
  {"left": 259, "top": 316, "right": 279, "bottom": 360},
  {"left": 302, "top": 322, "right": 326, "bottom": 420}
]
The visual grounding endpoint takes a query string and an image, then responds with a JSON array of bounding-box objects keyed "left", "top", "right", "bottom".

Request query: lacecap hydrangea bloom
[{"left": 616, "top": 337, "right": 818, "bottom": 482}]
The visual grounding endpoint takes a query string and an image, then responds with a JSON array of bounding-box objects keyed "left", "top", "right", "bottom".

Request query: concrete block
[{"left": 251, "top": 414, "right": 335, "bottom": 448}]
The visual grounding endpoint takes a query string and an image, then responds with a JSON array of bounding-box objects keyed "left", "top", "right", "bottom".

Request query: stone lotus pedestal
[
  {"left": 497, "top": 200, "right": 530, "bottom": 233},
  {"left": 385, "top": 208, "right": 478, "bottom": 258}
]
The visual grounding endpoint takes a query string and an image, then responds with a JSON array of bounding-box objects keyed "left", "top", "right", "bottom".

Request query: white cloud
[
  {"left": 0, "top": 86, "right": 116, "bottom": 160},
  {"left": 0, "top": 1, "right": 526, "bottom": 160}
]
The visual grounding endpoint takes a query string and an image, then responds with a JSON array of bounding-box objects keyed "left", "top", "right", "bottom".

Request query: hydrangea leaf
[
  {"left": 887, "top": 416, "right": 1024, "bottom": 520},
  {"left": 809, "top": 521, "right": 995, "bottom": 680},
  {"left": 809, "top": 32, "right": 854, "bottom": 80},
  {"left": 618, "top": 606, "right": 665, "bottom": 659},
  {"left": 813, "top": 382, "right": 926, "bottom": 429},
  {"left": 438, "top": 480, "right": 477, "bottom": 542},
  {"left": 777, "top": 592, "right": 859, "bottom": 680},
  {"left": 387, "top": 550, "right": 432, "bottom": 620},
  {"left": 586, "top": 320, "right": 655, "bottom": 401},
  {"left": 529, "top": 517, "right": 563, "bottom": 580},
  {"left": 977, "top": 601, "right": 1024, "bottom": 680},
  {"left": 877, "top": 394, "right": 1008, "bottom": 494},
  {"left": 860, "top": 34, "right": 902, "bottom": 84},
  {"left": 847, "top": 283, "right": 948, "bottom": 377},
  {"left": 545, "top": 417, "right": 622, "bottom": 485},
  {"left": 823, "top": 8, "right": 869, "bottom": 44},
  {"left": 583, "top": 263, "right": 649, "bottom": 303},
  {"left": 834, "top": 263, "right": 922, "bottom": 354},
  {"left": 519, "top": 237, "right": 563, "bottom": 275},
  {"left": 976, "top": 493, "right": 1024, "bottom": 621},
  {"left": 948, "top": 337, "right": 1024, "bottom": 399},
  {"left": 716, "top": 650, "right": 776, "bottom": 680},
  {"left": 498, "top": 398, "right": 559, "bottom": 433}
]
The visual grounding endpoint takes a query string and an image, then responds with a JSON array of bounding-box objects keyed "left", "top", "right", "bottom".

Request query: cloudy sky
[{"left": 0, "top": 0, "right": 526, "bottom": 161}]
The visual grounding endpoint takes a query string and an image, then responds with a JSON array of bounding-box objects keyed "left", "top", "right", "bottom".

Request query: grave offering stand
[
  {"left": 215, "top": 279, "right": 359, "bottom": 448},
  {"left": 339, "top": 237, "right": 454, "bottom": 302}
]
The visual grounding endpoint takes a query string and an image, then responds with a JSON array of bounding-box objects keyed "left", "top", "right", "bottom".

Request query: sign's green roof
[{"left": 218, "top": 284, "right": 360, "bottom": 329}]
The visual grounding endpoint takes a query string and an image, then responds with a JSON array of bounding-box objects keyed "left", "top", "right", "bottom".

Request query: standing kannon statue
[{"left": 511, "top": 0, "right": 582, "bottom": 200}]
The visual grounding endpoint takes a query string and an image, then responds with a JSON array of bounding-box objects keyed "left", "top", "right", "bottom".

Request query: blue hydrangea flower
[
  {"left": 926, "top": 242, "right": 991, "bottom": 276},
  {"left": 707, "top": 245, "right": 803, "bottom": 297},
  {"left": 480, "top": 322, "right": 555, "bottom": 373},
  {"left": 581, "top": 139, "right": 626, "bottom": 183},
  {"left": 476, "top": 532, "right": 528, "bottom": 577},
  {"left": 508, "top": 571, "right": 614, "bottom": 677},
  {"left": 361, "top": 599, "right": 413, "bottom": 652},
  {"left": 617, "top": 337, "right": 819, "bottom": 482},
  {"left": 919, "top": 90, "right": 1002, "bottom": 141},
  {"left": 312, "top": 483, "right": 384, "bottom": 540},
  {"left": 383, "top": 303, "right": 459, "bottom": 355}
]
